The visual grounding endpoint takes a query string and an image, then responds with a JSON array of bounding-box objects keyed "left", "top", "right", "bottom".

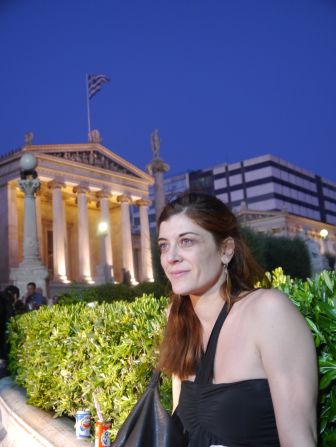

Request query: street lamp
[
  {"left": 98, "top": 221, "right": 108, "bottom": 236},
  {"left": 319, "top": 229, "right": 328, "bottom": 239},
  {"left": 319, "top": 228, "right": 330, "bottom": 270}
]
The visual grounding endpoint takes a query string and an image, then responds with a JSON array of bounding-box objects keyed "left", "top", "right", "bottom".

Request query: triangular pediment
[{"left": 22, "top": 143, "right": 152, "bottom": 182}]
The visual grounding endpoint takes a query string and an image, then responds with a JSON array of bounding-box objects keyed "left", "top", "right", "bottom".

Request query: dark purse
[{"left": 112, "top": 370, "right": 187, "bottom": 447}]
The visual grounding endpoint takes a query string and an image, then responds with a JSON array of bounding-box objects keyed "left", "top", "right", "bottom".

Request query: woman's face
[{"left": 158, "top": 213, "right": 227, "bottom": 297}]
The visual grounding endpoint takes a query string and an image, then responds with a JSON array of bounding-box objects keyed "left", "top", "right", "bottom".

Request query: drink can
[
  {"left": 95, "top": 421, "right": 112, "bottom": 447},
  {"left": 76, "top": 410, "right": 91, "bottom": 439}
]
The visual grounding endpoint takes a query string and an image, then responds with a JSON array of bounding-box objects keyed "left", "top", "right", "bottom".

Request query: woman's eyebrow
[{"left": 158, "top": 231, "right": 199, "bottom": 242}]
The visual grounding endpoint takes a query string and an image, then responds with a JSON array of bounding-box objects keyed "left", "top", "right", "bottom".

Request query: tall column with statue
[
  {"left": 10, "top": 153, "right": 49, "bottom": 295},
  {"left": 147, "top": 129, "right": 170, "bottom": 219}
]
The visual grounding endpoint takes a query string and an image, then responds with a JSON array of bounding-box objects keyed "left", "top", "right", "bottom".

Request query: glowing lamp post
[
  {"left": 319, "top": 228, "right": 330, "bottom": 270},
  {"left": 319, "top": 229, "right": 328, "bottom": 239}
]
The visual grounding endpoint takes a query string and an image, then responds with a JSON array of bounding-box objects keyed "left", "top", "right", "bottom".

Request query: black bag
[{"left": 112, "top": 370, "right": 187, "bottom": 447}]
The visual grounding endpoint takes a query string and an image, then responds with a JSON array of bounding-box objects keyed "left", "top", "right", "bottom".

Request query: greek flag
[{"left": 87, "top": 74, "right": 110, "bottom": 99}]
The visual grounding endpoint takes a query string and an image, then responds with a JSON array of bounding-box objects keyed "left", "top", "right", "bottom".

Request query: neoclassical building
[{"left": 0, "top": 136, "right": 154, "bottom": 292}]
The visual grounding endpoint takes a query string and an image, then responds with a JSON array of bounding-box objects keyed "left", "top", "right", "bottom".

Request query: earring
[{"left": 224, "top": 262, "right": 231, "bottom": 298}]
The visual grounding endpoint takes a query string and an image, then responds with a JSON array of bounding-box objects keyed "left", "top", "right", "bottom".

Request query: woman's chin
[{"left": 171, "top": 285, "right": 191, "bottom": 296}]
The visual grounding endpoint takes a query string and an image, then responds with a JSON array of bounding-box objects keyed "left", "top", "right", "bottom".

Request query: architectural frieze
[{"left": 47, "top": 150, "right": 136, "bottom": 176}]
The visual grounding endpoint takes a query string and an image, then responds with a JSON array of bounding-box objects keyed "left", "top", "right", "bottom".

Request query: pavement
[{"left": 0, "top": 377, "right": 93, "bottom": 447}]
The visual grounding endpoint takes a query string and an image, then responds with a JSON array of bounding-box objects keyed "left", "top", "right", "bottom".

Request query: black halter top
[{"left": 174, "top": 303, "right": 281, "bottom": 446}]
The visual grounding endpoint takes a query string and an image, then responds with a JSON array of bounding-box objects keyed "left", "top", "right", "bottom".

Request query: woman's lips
[{"left": 169, "top": 270, "right": 189, "bottom": 278}]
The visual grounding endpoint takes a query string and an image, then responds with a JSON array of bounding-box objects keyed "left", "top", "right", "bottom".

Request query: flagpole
[{"left": 86, "top": 73, "right": 92, "bottom": 140}]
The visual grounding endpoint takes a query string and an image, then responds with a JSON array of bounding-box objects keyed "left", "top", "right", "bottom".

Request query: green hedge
[
  {"left": 8, "top": 295, "right": 171, "bottom": 439},
  {"left": 8, "top": 271, "right": 336, "bottom": 444},
  {"left": 268, "top": 268, "right": 336, "bottom": 445},
  {"left": 57, "top": 281, "right": 169, "bottom": 305}
]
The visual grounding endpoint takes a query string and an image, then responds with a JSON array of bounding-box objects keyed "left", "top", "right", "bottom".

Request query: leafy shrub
[
  {"left": 268, "top": 268, "right": 336, "bottom": 446},
  {"left": 8, "top": 295, "right": 170, "bottom": 439},
  {"left": 8, "top": 271, "right": 336, "bottom": 444},
  {"left": 132, "top": 281, "right": 169, "bottom": 299},
  {"left": 57, "top": 281, "right": 167, "bottom": 305}
]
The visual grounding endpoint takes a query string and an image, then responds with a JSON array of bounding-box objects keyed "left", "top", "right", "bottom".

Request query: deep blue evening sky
[{"left": 1, "top": 0, "right": 336, "bottom": 181}]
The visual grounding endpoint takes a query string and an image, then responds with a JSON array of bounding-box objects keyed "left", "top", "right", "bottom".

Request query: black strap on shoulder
[{"left": 194, "top": 303, "right": 228, "bottom": 385}]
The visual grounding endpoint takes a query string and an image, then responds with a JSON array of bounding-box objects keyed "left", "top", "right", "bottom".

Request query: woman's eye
[
  {"left": 158, "top": 243, "right": 169, "bottom": 253},
  {"left": 179, "top": 238, "right": 193, "bottom": 247}
]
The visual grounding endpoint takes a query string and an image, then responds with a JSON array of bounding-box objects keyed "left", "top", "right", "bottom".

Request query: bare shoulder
[
  {"left": 244, "top": 288, "right": 313, "bottom": 345},
  {"left": 244, "top": 287, "right": 300, "bottom": 316},
  {"left": 238, "top": 288, "right": 310, "bottom": 335}
]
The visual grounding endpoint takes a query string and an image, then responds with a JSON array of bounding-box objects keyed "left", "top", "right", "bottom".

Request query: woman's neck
[{"left": 190, "top": 291, "right": 225, "bottom": 324}]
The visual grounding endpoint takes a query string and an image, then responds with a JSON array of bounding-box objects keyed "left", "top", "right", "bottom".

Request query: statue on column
[
  {"left": 89, "top": 129, "right": 102, "bottom": 144},
  {"left": 147, "top": 129, "right": 170, "bottom": 220},
  {"left": 24, "top": 132, "right": 34, "bottom": 146},
  {"left": 150, "top": 129, "right": 161, "bottom": 160}
]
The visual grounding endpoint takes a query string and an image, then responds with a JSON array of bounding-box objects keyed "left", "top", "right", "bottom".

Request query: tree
[{"left": 240, "top": 227, "right": 311, "bottom": 279}]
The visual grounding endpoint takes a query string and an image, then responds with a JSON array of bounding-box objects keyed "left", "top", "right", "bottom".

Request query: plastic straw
[{"left": 93, "top": 391, "right": 104, "bottom": 422}]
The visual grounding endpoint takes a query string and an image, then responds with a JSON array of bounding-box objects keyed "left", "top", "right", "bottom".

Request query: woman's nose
[{"left": 167, "top": 244, "right": 182, "bottom": 263}]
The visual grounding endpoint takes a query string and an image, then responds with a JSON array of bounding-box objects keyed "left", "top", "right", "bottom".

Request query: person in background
[
  {"left": 24, "top": 282, "right": 47, "bottom": 311},
  {"left": 4, "top": 285, "right": 26, "bottom": 314},
  {"left": 157, "top": 192, "right": 318, "bottom": 447},
  {"left": 121, "top": 268, "right": 131, "bottom": 286}
]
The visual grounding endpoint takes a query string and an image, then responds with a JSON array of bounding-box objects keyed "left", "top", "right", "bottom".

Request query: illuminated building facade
[{"left": 0, "top": 139, "right": 154, "bottom": 291}]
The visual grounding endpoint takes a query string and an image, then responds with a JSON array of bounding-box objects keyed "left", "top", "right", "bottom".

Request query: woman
[{"left": 157, "top": 192, "right": 318, "bottom": 447}]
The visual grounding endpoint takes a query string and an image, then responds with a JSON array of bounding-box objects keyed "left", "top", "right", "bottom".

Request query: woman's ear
[{"left": 221, "top": 237, "right": 235, "bottom": 265}]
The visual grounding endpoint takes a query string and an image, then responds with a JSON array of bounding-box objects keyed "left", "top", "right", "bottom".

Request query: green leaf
[
  {"left": 320, "top": 370, "right": 336, "bottom": 390},
  {"left": 322, "top": 271, "right": 334, "bottom": 293}
]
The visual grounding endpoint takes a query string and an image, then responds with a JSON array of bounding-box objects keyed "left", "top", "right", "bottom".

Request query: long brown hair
[{"left": 156, "top": 192, "right": 266, "bottom": 379}]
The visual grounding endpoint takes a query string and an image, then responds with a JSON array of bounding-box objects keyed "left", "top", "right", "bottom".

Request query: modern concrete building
[
  {"left": 213, "top": 154, "right": 336, "bottom": 224},
  {"left": 0, "top": 134, "right": 154, "bottom": 293}
]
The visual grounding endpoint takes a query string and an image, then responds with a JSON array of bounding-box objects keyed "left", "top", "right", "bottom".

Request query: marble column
[
  {"left": 35, "top": 193, "right": 44, "bottom": 261},
  {"left": 10, "top": 175, "right": 49, "bottom": 295},
  {"left": 95, "top": 190, "right": 114, "bottom": 284},
  {"left": 50, "top": 182, "right": 69, "bottom": 283},
  {"left": 74, "top": 186, "right": 93, "bottom": 283},
  {"left": 21, "top": 178, "right": 40, "bottom": 260},
  {"left": 117, "top": 194, "right": 136, "bottom": 284},
  {"left": 136, "top": 199, "right": 154, "bottom": 282}
]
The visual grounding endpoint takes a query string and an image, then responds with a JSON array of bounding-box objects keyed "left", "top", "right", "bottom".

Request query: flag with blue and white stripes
[{"left": 87, "top": 74, "right": 110, "bottom": 99}]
